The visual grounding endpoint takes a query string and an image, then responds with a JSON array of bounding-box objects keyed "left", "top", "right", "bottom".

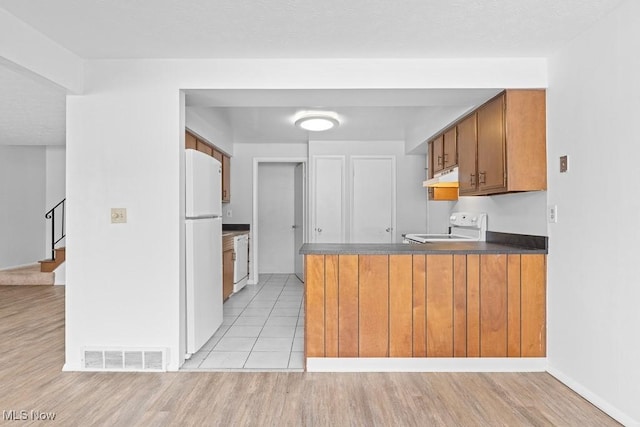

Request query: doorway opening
[
  {"left": 252, "top": 158, "right": 307, "bottom": 284},
  {"left": 181, "top": 157, "right": 307, "bottom": 371}
]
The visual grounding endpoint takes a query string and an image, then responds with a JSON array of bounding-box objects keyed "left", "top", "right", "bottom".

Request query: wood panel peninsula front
[{"left": 300, "top": 241, "right": 547, "bottom": 365}]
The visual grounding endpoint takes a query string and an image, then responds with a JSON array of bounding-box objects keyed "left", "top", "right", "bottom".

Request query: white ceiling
[
  {"left": 0, "top": 0, "right": 625, "bottom": 59},
  {"left": 0, "top": 1, "right": 627, "bottom": 148},
  {"left": 185, "top": 89, "right": 502, "bottom": 147},
  {"left": 0, "top": 65, "right": 66, "bottom": 145}
]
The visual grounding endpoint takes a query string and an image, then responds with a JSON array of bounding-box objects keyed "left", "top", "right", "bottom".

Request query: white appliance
[
  {"left": 404, "top": 212, "right": 487, "bottom": 244},
  {"left": 185, "top": 149, "right": 223, "bottom": 356},
  {"left": 232, "top": 234, "right": 249, "bottom": 293}
]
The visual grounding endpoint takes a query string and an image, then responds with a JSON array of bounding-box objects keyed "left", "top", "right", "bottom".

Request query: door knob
[
  {"left": 317, "top": 228, "right": 323, "bottom": 233},
  {"left": 386, "top": 228, "right": 392, "bottom": 232},
  {"left": 292, "top": 225, "right": 297, "bottom": 229}
]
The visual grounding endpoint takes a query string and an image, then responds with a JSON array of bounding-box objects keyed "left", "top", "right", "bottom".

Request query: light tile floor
[{"left": 182, "top": 273, "right": 304, "bottom": 371}]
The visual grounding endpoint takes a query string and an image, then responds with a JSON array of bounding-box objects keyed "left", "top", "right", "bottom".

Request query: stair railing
[{"left": 45, "top": 198, "right": 66, "bottom": 260}]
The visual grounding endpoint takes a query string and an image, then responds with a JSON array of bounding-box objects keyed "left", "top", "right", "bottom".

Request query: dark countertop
[
  {"left": 222, "top": 223, "right": 250, "bottom": 231},
  {"left": 222, "top": 230, "right": 250, "bottom": 238},
  {"left": 299, "top": 241, "right": 547, "bottom": 255}
]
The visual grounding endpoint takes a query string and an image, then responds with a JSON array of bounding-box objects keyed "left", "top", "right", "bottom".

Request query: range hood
[{"left": 423, "top": 167, "right": 459, "bottom": 188}]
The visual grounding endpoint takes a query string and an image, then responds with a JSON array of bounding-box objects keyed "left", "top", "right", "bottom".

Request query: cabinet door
[
  {"left": 443, "top": 128, "right": 457, "bottom": 169},
  {"left": 432, "top": 136, "right": 444, "bottom": 173},
  {"left": 427, "top": 141, "right": 434, "bottom": 179},
  {"left": 457, "top": 113, "right": 478, "bottom": 195},
  {"left": 477, "top": 94, "right": 506, "bottom": 193},
  {"left": 212, "top": 149, "right": 223, "bottom": 164},
  {"left": 223, "top": 249, "right": 234, "bottom": 301},
  {"left": 222, "top": 155, "right": 230, "bottom": 202},
  {"left": 196, "top": 139, "right": 213, "bottom": 156},
  {"left": 185, "top": 131, "right": 197, "bottom": 150}
]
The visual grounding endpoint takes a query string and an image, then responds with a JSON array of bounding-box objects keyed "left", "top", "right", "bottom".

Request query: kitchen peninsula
[{"left": 300, "top": 236, "right": 547, "bottom": 370}]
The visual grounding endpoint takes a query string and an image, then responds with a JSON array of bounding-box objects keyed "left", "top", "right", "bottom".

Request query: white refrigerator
[{"left": 185, "top": 149, "right": 223, "bottom": 356}]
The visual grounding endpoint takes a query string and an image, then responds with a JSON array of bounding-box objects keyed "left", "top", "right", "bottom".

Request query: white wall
[
  {"left": 66, "top": 68, "right": 185, "bottom": 371},
  {"left": 224, "top": 142, "right": 308, "bottom": 225},
  {"left": 0, "top": 145, "right": 46, "bottom": 269},
  {"left": 546, "top": 1, "right": 640, "bottom": 425},
  {"left": 310, "top": 140, "right": 427, "bottom": 242},
  {"left": 45, "top": 146, "right": 66, "bottom": 210},
  {"left": 257, "top": 163, "right": 296, "bottom": 274},
  {"left": 452, "top": 192, "right": 548, "bottom": 236},
  {"left": 185, "top": 107, "right": 233, "bottom": 155}
]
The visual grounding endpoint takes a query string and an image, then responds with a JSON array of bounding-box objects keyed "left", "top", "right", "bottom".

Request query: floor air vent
[{"left": 82, "top": 348, "right": 166, "bottom": 371}]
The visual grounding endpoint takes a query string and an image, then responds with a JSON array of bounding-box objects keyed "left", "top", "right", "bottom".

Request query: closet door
[
  {"left": 351, "top": 156, "right": 395, "bottom": 243},
  {"left": 312, "top": 156, "right": 345, "bottom": 243}
]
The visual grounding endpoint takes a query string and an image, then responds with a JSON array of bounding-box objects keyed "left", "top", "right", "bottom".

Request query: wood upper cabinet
[
  {"left": 196, "top": 139, "right": 213, "bottom": 156},
  {"left": 442, "top": 127, "right": 457, "bottom": 169},
  {"left": 457, "top": 113, "right": 478, "bottom": 196},
  {"left": 457, "top": 90, "right": 547, "bottom": 196},
  {"left": 431, "top": 135, "right": 445, "bottom": 174},
  {"left": 430, "top": 129, "right": 457, "bottom": 175},
  {"left": 211, "top": 148, "right": 223, "bottom": 164},
  {"left": 185, "top": 130, "right": 231, "bottom": 203},
  {"left": 427, "top": 128, "right": 459, "bottom": 201},
  {"left": 222, "top": 155, "right": 231, "bottom": 203},
  {"left": 185, "top": 132, "right": 197, "bottom": 150},
  {"left": 477, "top": 94, "right": 506, "bottom": 193}
]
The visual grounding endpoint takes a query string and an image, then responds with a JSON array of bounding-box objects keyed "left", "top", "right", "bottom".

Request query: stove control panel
[{"left": 449, "top": 212, "right": 487, "bottom": 229}]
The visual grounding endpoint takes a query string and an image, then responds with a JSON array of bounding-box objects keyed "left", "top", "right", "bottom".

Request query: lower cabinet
[
  {"left": 222, "top": 236, "right": 234, "bottom": 301},
  {"left": 305, "top": 253, "right": 546, "bottom": 358}
]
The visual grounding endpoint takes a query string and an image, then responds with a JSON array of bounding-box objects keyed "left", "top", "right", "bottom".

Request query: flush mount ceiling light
[{"left": 294, "top": 111, "right": 340, "bottom": 132}]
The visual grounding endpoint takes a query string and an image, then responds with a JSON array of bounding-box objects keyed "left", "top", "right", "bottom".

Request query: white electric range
[{"left": 404, "top": 212, "right": 488, "bottom": 244}]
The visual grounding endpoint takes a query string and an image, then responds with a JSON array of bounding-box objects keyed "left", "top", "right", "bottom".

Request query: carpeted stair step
[{"left": 0, "top": 264, "right": 55, "bottom": 286}]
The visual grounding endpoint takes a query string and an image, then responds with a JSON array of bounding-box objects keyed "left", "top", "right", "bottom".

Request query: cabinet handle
[
  {"left": 470, "top": 173, "right": 476, "bottom": 186},
  {"left": 479, "top": 172, "right": 486, "bottom": 185},
  {"left": 443, "top": 153, "right": 448, "bottom": 164},
  {"left": 437, "top": 155, "right": 442, "bottom": 166},
  {"left": 223, "top": 190, "right": 227, "bottom": 199}
]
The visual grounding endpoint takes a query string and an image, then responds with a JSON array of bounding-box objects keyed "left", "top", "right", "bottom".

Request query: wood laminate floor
[{"left": 0, "top": 285, "right": 620, "bottom": 426}]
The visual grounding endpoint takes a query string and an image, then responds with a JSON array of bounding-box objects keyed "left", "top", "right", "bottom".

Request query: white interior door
[
  {"left": 313, "top": 156, "right": 344, "bottom": 243},
  {"left": 351, "top": 156, "right": 395, "bottom": 243},
  {"left": 258, "top": 163, "right": 295, "bottom": 273},
  {"left": 294, "top": 163, "right": 304, "bottom": 281}
]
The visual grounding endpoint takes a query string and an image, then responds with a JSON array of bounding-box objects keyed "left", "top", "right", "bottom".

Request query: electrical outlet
[
  {"left": 111, "top": 208, "right": 127, "bottom": 224},
  {"left": 547, "top": 205, "right": 558, "bottom": 223}
]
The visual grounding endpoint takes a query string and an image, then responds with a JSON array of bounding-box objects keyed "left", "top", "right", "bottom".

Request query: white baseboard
[
  {"left": 547, "top": 367, "right": 639, "bottom": 427},
  {"left": 306, "top": 357, "right": 547, "bottom": 372}
]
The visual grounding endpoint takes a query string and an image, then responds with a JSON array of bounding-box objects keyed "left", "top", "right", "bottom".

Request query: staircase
[
  {"left": 39, "top": 247, "right": 66, "bottom": 273},
  {"left": 41, "top": 198, "right": 66, "bottom": 273},
  {"left": 0, "top": 199, "right": 66, "bottom": 286},
  {"left": 0, "top": 264, "right": 54, "bottom": 286}
]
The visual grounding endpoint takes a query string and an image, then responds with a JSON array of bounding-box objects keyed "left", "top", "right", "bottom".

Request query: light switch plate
[
  {"left": 560, "top": 155, "right": 568, "bottom": 173},
  {"left": 547, "top": 205, "right": 558, "bottom": 223},
  {"left": 111, "top": 208, "right": 127, "bottom": 224}
]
